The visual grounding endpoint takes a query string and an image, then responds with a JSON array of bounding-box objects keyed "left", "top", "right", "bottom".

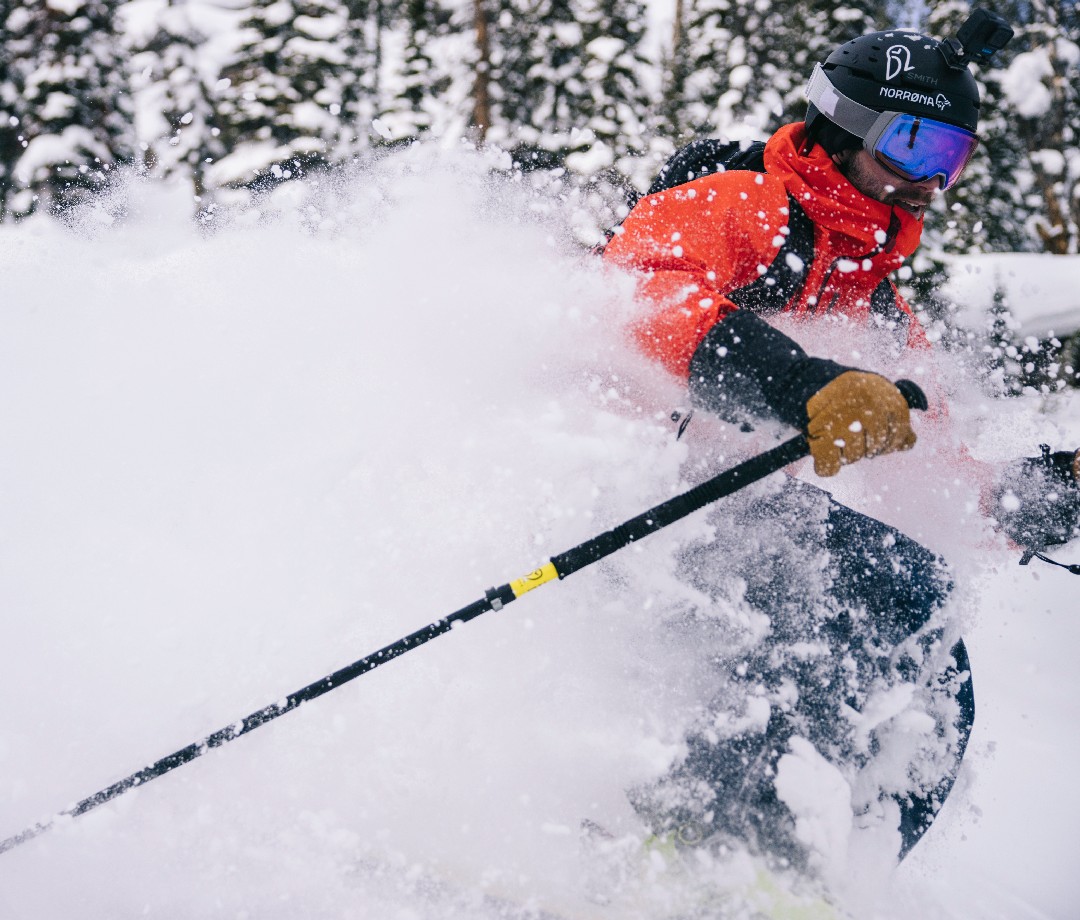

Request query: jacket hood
[{"left": 764, "top": 122, "right": 923, "bottom": 264}]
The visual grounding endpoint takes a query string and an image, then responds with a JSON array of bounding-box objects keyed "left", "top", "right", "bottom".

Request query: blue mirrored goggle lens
[{"left": 872, "top": 114, "right": 979, "bottom": 189}]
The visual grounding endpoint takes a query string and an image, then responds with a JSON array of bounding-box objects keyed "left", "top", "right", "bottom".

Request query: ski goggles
[
  {"left": 806, "top": 64, "right": 979, "bottom": 189},
  {"left": 864, "top": 112, "right": 978, "bottom": 190}
]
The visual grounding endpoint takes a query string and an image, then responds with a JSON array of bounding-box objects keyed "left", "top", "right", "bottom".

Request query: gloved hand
[
  {"left": 805, "top": 371, "right": 917, "bottom": 477},
  {"left": 994, "top": 446, "right": 1080, "bottom": 549}
]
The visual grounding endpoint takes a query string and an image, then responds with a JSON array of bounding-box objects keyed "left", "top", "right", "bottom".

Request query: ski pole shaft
[
  {"left": 0, "top": 601, "right": 496, "bottom": 854},
  {"left": 0, "top": 381, "right": 926, "bottom": 856}
]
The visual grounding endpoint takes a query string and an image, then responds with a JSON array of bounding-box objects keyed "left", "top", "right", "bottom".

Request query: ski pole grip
[{"left": 896, "top": 379, "right": 928, "bottom": 412}]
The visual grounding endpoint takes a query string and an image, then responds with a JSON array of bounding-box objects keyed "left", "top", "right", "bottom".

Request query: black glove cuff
[
  {"left": 688, "top": 310, "right": 850, "bottom": 428},
  {"left": 775, "top": 356, "right": 851, "bottom": 428}
]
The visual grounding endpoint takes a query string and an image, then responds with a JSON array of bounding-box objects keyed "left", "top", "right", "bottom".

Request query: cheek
[{"left": 851, "top": 165, "right": 890, "bottom": 201}]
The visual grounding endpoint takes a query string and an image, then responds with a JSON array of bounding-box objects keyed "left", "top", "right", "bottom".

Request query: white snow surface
[
  {"left": 943, "top": 252, "right": 1080, "bottom": 339},
  {"left": 0, "top": 144, "right": 1077, "bottom": 920}
]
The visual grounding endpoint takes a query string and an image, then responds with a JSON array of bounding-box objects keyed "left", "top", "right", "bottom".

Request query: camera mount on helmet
[{"left": 939, "top": 8, "right": 1014, "bottom": 69}]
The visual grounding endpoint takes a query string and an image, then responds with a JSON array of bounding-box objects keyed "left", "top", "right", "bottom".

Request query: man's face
[{"left": 833, "top": 149, "right": 941, "bottom": 221}]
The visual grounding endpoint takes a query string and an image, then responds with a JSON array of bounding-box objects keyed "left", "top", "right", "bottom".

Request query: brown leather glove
[{"left": 805, "top": 371, "right": 917, "bottom": 477}]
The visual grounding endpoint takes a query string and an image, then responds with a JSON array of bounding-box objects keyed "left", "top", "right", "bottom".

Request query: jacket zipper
[{"left": 810, "top": 210, "right": 902, "bottom": 314}]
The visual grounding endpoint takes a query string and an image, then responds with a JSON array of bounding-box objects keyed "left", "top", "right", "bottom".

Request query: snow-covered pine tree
[
  {"left": 0, "top": 0, "right": 18, "bottom": 216},
  {"left": 573, "top": 0, "right": 655, "bottom": 172},
  {"left": 659, "top": 0, "right": 734, "bottom": 142},
  {"left": 922, "top": 0, "right": 1031, "bottom": 257},
  {"left": 776, "top": 1, "right": 889, "bottom": 126},
  {"left": 997, "top": 0, "right": 1079, "bottom": 254},
  {"left": 212, "top": 0, "right": 353, "bottom": 189},
  {"left": 974, "top": 0, "right": 1079, "bottom": 391},
  {"left": 375, "top": 0, "right": 470, "bottom": 143},
  {"left": 129, "top": 0, "right": 224, "bottom": 206},
  {"left": 985, "top": 280, "right": 1026, "bottom": 395},
  {"left": 339, "top": 0, "right": 398, "bottom": 150},
  {"left": 660, "top": 0, "right": 888, "bottom": 144},
  {"left": 921, "top": 0, "right": 1078, "bottom": 257},
  {"left": 554, "top": 0, "right": 658, "bottom": 246},
  {"left": 485, "top": 0, "right": 593, "bottom": 166},
  {"left": 0, "top": 0, "right": 133, "bottom": 218},
  {"left": 910, "top": 2, "right": 1077, "bottom": 390},
  {"left": 655, "top": 0, "right": 690, "bottom": 142},
  {"left": 393, "top": 0, "right": 444, "bottom": 138}
]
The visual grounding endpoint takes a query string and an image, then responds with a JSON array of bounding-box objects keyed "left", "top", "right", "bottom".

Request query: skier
[{"left": 603, "top": 11, "right": 1080, "bottom": 869}]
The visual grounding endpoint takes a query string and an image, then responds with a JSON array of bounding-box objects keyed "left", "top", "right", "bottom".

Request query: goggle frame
[
  {"left": 863, "top": 109, "right": 979, "bottom": 190},
  {"left": 805, "top": 63, "right": 979, "bottom": 191}
]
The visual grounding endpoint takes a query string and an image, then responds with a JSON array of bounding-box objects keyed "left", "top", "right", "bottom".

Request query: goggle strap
[{"left": 805, "top": 64, "right": 892, "bottom": 142}]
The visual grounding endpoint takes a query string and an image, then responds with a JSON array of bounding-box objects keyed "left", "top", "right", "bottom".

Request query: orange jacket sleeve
[{"left": 603, "top": 172, "right": 793, "bottom": 379}]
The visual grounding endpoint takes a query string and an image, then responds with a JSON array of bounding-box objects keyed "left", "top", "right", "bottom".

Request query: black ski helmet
[{"left": 805, "top": 9, "right": 1013, "bottom": 154}]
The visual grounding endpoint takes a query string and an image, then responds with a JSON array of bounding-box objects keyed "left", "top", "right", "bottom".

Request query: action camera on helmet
[{"left": 941, "top": 8, "right": 1015, "bottom": 68}]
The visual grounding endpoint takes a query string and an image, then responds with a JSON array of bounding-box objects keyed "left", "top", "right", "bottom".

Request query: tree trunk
[
  {"left": 660, "top": 0, "right": 689, "bottom": 136},
  {"left": 472, "top": 0, "right": 491, "bottom": 141},
  {"left": 1023, "top": 0, "right": 1077, "bottom": 253},
  {"left": 673, "top": 0, "right": 685, "bottom": 59}
]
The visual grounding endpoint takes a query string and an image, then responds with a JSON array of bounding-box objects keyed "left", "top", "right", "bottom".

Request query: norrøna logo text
[
  {"left": 885, "top": 45, "right": 916, "bottom": 81},
  {"left": 879, "top": 86, "right": 952, "bottom": 110}
]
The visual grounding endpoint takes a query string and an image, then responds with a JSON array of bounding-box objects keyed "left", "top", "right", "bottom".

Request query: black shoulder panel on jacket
[{"left": 727, "top": 195, "right": 816, "bottom": 316}]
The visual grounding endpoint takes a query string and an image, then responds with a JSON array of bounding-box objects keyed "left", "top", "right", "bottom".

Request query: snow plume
[
  {"left": 0, "top": 142, "right": 1078, "bottom": 919},
  {"left": 0, "top": 142, "right": 708, "bottom": 917}
]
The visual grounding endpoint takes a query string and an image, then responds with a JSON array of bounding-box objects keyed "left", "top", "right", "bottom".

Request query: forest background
[{"left": 0, "top": 0, "right": 1077, "bottom": 383}]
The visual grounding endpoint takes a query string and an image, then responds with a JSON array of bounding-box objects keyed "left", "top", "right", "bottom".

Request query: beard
[{"left": 836, "top": 151, "right": 937, "bottom": 218}]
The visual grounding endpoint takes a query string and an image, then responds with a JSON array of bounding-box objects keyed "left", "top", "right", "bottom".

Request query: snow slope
[{"left": 0, "top": 145, "right": 1077, "bottom": 919}]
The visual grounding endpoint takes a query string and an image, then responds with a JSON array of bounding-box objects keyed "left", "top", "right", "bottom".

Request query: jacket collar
[{"left": 763, "top": 123, "right": 923, "bottom": 263}]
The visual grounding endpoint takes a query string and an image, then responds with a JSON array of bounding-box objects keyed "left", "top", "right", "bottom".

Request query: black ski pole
[{"left": 0, "top": 380, "right": 927, "bottom": 856}]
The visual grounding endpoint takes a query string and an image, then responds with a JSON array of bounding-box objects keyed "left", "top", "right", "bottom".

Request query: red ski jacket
[
  {"left": 604, "top": 122, "right": 1080, "bottom": 579},
  {"left": 604, "top": 122, "right": 930, "bottom": 383}
]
